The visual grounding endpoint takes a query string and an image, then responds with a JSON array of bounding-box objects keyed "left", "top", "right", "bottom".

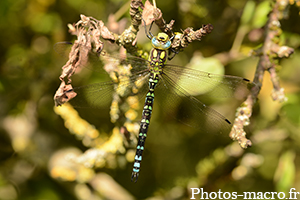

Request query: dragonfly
[{"left": 55, "top": 22, "right": 251, "bottom": 183}]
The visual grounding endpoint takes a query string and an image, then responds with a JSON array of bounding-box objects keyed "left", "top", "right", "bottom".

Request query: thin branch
[{"left": 229, "top": 0, "right": 294, "bottom": 149}]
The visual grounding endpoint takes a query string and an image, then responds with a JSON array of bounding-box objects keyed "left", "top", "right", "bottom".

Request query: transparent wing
[
  {"left": 54, "top": 41, "right": 151, "bottom": 108},
  {"left": 54, "top": 41, "right": 151, "bottom": 75},
  {"left": 157, "top": 64, "right": 251, "bottom": 134},
  {"left": 156, "top": 71, "right": 233, "bottom": 135},
  {"left": 54, "top": 41, "right": 106, "bottom": 73},
  {"left": 54, "top": 41, "right": 73, "bottom": 57},
  {"left": 163, "top": 64, "right": 250, "bottom": 99},
  {"left": 68, "top": 71, "right": 150, "bottom": 108}
]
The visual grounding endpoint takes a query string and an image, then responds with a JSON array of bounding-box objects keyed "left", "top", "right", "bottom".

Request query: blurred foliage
[{"left": 0, "top": 0, "right": 300, "bottom": 199}]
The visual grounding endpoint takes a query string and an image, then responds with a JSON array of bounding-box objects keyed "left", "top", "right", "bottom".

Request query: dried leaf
[
  {"left": 142, "top": 0, "right": 156, "bottom": 25},
  {"left": 54, "top": 82, "right": 77, "bottom": 106},
  {"left": 100, "top": 21, "right": 115, "bottom": 41},
  {"left": 54, "top": 15, "right": 117, "bottom": 107}
]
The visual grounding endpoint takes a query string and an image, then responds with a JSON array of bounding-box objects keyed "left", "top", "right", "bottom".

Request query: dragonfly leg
[
  {"left": 168, "top": 48, "right": 179, "bottom": 60},
  {"left": 142, "top": 18, "right": 154, "bottom": 40}
]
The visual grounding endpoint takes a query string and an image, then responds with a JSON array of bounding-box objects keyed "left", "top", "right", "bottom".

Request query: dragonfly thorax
[
  {"left": 147, "top": 32, "right": 172, "bottom": 74},
  {"left": 148, "top": 48, "right": 168, "bottom": 74}
]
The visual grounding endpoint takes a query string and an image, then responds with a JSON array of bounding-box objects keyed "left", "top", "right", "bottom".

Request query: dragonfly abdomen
[{"left": 131, "top": 73, "right": 159, "bottom": 182}]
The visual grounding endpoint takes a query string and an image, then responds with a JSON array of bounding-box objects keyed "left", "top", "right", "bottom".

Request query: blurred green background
[{"left": 1, "top": 0, "right": 300, "bottom": 199}]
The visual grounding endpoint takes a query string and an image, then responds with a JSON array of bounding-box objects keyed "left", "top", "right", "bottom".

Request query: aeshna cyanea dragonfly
[{"left": 55, "top": 23, "right": 251, "bottom": 183}]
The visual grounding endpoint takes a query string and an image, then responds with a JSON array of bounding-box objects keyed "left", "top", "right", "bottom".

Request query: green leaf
[
  {"left": 282, "top": 94, "right": 300, "bottom": 125},
  {"left": 251, "top": 1, "right": 271, "bottom": 28},
  {"left": 274, "top": 150, "right": 296, "bottom": 193},
  {"left": 240, "top": 0, "right": 256, "bottom": 26}
]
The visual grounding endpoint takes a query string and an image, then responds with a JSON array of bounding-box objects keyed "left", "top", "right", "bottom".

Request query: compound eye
[{"left": 151, "top": 37, "right": 171, "bottom": 50}]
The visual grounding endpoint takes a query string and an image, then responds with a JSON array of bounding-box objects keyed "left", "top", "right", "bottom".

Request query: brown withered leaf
[
  {"left": 59, "top": 37, "right": 91, "bottom": 84},
  {"left": 91, "top": 28, "right": 104, "bottom": 53},
  {"left": 54, "top": 15, "right": 116, "bottom": 107},
  {"left": 142, "top": 0, "right": 160, "bottom": 25},
  {"left": 99, "top": 20, "right": 115, "bottom": 41},
  {"left": 54, "top": 81, "right": 77, "bottom": 106}
]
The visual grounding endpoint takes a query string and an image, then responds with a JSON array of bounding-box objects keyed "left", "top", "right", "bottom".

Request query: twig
[{"left": 229, "top": 0, "right": 294, "bottom": 149}]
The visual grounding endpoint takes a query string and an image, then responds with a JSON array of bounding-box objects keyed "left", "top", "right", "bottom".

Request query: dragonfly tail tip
[{"left": 131, "top": 172, "right": 139, "bottom": 183}]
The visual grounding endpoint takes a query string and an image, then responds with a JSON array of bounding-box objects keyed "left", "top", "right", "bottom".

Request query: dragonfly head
[{"left": 151, "top": 32, "right": 171, "bottom": 50}]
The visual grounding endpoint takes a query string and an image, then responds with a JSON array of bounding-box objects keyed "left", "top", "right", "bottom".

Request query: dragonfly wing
[
  {"left": 70, "top": 81, "right": 115, "bottom": 108},
  {"left": 54, "top": 41, "right": 110, "bottom": 74},
  {"left": 54, "top": 42, "right": 150, "bottom": 74},
  {"left": 163, "top": 64, "right": 250, "bottom": 99},
  {"left": 67, "top": 69, "right": 150, "bottom": 108},
  {"left": 55, "top": 41, "right": 151, "bottom": 108},
  {"left": 157, "top": 71, "right": 233, "bottom": 135}
]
